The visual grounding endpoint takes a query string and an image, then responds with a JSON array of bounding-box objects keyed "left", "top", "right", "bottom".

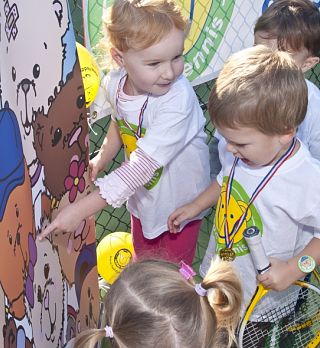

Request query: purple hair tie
[
  {"left": 105, "top": 325, "right": 114, "bottom": 338},
  {"left": 179, "top": 261, "right": 196, "bottom": 280},
  {"left": 195, "top": 283, "right": 208, "bottom": 297}
]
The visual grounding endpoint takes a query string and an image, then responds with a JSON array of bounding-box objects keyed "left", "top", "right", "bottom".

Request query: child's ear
[
  {"left": 301, "top": 56, "right": 319, "bottom": 73},
  {"left": 280, "top": 128, "right": 296, "bottom": 145},
  {"left": 110, "top": 48, "right": 124, "bottom": 67}
]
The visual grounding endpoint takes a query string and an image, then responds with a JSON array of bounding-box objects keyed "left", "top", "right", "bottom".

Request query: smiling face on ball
[{"left": 97, "top": 232, "right": 134, "bottom": 284}]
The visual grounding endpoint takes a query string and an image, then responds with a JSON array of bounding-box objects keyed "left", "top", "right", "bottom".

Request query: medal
[{"left": 219, "top": 248, "right": 236, "bottom": 261}]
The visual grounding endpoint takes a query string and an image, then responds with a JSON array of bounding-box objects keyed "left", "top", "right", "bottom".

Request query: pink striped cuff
[{"left": 95, "top": 148, "right": 161, "bottom": 208}]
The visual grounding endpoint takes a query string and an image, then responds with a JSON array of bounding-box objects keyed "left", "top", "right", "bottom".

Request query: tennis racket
[{"left": 237, "top": 226, "right": 320, "bottom": 348}]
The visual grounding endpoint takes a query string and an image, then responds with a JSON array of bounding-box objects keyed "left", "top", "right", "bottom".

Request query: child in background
[
  {"left": 73, "top": 258, "right": 243, "bottom": 348},
  {"left": 254, "top": 0, "right": 320, "bottom": 160},
  {"left": 168, "top": 46, "right": 320, "bottom": 310},
  {"left": 39, "top": 0, "right": 210, "bottom": 266},
  {"left": 207, "top": 0, "right": 320, "bottom": 181}
]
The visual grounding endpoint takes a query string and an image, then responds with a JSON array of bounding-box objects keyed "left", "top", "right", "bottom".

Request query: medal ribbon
[
  {"left": 116, "top": 74, "right": 150, "bottom": 139},
  {"left": 224, "top": 138, "right": 297, "bottom": 249}
]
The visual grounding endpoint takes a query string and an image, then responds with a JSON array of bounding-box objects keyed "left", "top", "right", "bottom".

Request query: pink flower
[{"left": 64, "top": 160, "right": 85, "bottom": 203}]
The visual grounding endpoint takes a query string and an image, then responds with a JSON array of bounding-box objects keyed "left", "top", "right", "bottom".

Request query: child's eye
[
  {"left": 228, "top": 141, "right": 245, "bottom": 148},
  {"left": 147, "top": 62, "right": 160, "bottom": 67},
  {"left": 173, "top": 54, "right": 182, "bottom": 61}
]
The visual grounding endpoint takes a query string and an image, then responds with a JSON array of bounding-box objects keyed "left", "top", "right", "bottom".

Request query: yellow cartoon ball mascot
[{"left": 76, "top": 42, "right": 100, "bottom": 108}]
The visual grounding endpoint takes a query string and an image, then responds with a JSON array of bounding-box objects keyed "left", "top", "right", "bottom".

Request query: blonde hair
[
  {"left": 74, "top": 258, "right": 243, "bottom": 348},
  {"left": 254, "top": 0, "right": 320, "bottom": 57},
  {"left": 208, "top": 45, "right": 308, "bottom": 134},
  {"left": 97, "top": 0, "right": 188, "bottom": 69}
]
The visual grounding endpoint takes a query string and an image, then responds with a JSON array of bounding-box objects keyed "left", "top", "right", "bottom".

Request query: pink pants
[{"left": 131, "top": 215, "right": 201, "bottom": 266}]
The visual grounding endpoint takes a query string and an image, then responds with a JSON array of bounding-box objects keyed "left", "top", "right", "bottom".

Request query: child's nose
[{"left": 162, "top": 63, "right": 174, "bottom": 80}]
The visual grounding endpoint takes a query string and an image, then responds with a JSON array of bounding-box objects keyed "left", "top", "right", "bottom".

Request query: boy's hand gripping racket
[{"left": 238, "top": 226, "right": 320, "bottom": 348}]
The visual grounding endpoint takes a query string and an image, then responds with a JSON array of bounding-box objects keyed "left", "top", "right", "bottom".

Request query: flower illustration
[{"left": 64, "top": 160, "right": 85, "bottom": 203}]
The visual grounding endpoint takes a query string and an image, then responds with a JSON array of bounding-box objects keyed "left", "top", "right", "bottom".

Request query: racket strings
[{"left": 242, "top": 285, "right": 320, "bottom": 348}]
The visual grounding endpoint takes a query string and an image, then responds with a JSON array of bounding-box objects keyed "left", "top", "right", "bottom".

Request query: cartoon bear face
[
  {"left": 27, "top": 239, "right": 64, "bottom": 348},
  {"left": 33, "top": 59, "right": 89, "bottom": 201}
]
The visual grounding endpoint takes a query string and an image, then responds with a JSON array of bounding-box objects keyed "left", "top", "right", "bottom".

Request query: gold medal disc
[{"left": 219, "top": 248, "right": 236, "bottom": 261}]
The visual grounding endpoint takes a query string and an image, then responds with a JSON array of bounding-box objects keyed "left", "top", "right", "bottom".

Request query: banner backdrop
[
  {"left": 84, "top": 0, "right": 266, "bottom": 86},
  {"left": 0, "top": 1, "right": 99, "bottom": 346}
]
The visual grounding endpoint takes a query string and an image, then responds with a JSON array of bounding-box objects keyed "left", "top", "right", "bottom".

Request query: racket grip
[{"left": 243, "top": 226, "right": 271, "bottom": 274}]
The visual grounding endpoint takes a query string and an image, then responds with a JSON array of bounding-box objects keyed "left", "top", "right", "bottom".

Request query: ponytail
[
  {"left": 74, "top": 328, "right": 108, "bottom": 348},
  {"left": 202, "top": 258, "right": 243, "bottom": 348}
]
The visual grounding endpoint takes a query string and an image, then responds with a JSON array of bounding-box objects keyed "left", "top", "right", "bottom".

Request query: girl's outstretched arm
[
  {"left": 38, "top": 190, "right": 107, "bottom": 240},
  {"left": 39, "top": 148, "right": 161, "bottom": 240}
]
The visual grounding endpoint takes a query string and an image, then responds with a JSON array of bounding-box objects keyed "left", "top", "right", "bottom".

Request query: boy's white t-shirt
[
  {"left": 296, "top": 79, "right": 320, "bottom": 161},
  {"left": 203, "top": 139, "right": 320, "bottom": 310},
  {"left": 95, "top": 69, "right": 211, "bottom": 238}
]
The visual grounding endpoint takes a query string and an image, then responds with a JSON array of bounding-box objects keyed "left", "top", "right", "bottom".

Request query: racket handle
[{"left": 243, "top": 226, "right": 271, "bottom": 274}]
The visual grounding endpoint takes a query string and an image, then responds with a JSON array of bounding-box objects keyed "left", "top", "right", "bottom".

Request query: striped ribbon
[{"left": 116, "top": 74, "right": 150, "bottom": 139}]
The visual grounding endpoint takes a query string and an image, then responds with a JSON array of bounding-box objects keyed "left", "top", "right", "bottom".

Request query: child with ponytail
[{"left": 73, "top": 258, "right": 243, "bottom": 348}]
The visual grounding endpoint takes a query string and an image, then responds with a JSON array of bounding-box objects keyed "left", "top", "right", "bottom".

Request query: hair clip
[
  {"left": 105, "top": 325, "right": 114, "bottom": 338},
  {"left": 195, "top": 283, "right": 208, "bottom": 297},
  {"left": 179, "top": 261, "right": 196, "bottom": 280}
]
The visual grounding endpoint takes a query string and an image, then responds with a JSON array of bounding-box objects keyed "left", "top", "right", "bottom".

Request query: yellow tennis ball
[
  {"left": 76, "top": 42, "right": 100, "bottom": 108},
  {"left": 97, "top": 232, "right": 134, "bottom": 284}
]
